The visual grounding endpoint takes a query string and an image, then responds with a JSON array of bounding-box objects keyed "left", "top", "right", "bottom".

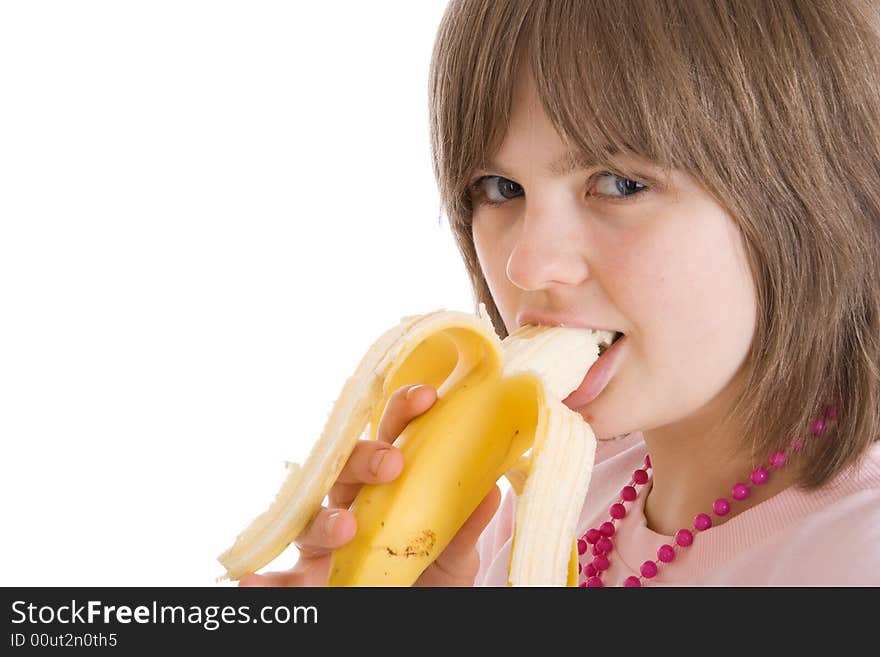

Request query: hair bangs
[{"left": 527, "top": 0, "right": 694, "bottom": 178}]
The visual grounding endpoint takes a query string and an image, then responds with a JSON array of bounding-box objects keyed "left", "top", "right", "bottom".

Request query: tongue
[{"left": 562, "top": 335, "right": 623, "bottom": 408}]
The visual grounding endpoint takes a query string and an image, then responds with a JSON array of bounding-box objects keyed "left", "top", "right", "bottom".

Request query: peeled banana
[{"left": 217, "top": 305, "right": 613, "bottom": 586}]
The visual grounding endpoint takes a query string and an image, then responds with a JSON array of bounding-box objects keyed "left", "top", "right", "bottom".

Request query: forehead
[
  {"left": 486, "top": 66, "right": 621, "bottom": 179},
  {"left": 503, "top": 74, "right": 566, "bottom": 149}
]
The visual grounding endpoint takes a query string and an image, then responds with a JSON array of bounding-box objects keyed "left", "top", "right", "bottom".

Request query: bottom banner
[{"left": 0, "top": 586, "right": 866, "bottom": 650}]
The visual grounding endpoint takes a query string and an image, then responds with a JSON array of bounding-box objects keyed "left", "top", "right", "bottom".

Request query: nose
[{"left": 505, "top": 196, "right": 590, "bottom": 291}]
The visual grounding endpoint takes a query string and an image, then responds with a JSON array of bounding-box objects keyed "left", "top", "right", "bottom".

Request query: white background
[{"left": 0, "top": 1, "right": 473, "bottom": 585}]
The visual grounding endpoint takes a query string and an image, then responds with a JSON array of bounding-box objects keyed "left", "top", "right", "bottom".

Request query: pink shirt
[{"left": 476, "top": 433, "right": 880, "bottom": 586}]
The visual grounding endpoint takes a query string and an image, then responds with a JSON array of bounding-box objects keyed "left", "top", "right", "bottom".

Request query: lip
[
  {"left": 516, "top": 312, "right": 618, "bottom": 334},
  {"left": 562, "top": 334, "right": 628, "bottom": 409}
]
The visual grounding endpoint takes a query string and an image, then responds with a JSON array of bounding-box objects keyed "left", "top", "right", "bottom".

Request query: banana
[{"left": 217, "top": 305, "right": 612, "bottom": 586}]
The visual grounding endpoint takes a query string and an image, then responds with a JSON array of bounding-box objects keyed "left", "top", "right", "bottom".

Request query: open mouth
[{"left": 597, "top": 331, "right": 624, "bottom": 357}]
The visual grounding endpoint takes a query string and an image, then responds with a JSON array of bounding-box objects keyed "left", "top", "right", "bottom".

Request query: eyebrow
[
  {"left": 479, "top": 149, "right": 600, "bottom": 179},
  {"left": 548, "top": 150, "right": 595, "bottom": 177}
]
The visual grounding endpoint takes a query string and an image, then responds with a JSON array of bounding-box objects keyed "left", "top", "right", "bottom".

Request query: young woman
[{"left": 242, "top": 0, "right": 880, "bottom": 587}]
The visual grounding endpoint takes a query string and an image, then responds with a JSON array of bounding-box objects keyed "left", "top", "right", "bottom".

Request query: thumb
[{"left": 429, "top": 484, "right": 502, "bottom": 578}]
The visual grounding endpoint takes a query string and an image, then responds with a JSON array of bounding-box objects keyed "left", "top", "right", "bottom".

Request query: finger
[
  {"left": 329, "top": 443, "right": 404, "bottom": 508},
  {"left": 238, "top": 557, "right": 328, "bottom": 588},
  {"left": 292, "top": 507, "right": 357, "bottom": 559},
  {"left": 427, "top": 485, "right": 502, "bottom": 583},
  {"left": 239, "top": 570, "right": 306, "bottom": 587},
  {"left": 376, "top": 384, "right": 437, "bottom": 444},
  {"left": 334, "top": 440, "right": 404, "bottom": 486},
  {"left": 329, "top": 384, "right": 434, "bottom": 508}
]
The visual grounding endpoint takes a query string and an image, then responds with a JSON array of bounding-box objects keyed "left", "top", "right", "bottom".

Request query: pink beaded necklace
[{"left": 577, "top": 403, "right": 840, "bottom": 587}]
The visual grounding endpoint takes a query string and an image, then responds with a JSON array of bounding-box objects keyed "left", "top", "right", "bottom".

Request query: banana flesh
[{"left": 217, "top": 305, "right": 611, "bottom": 586}]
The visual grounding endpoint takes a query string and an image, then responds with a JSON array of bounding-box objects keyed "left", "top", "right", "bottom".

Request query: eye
[
  {"left": 592, "top": 174, "right": 647, "bottom": 198},
  {"left": 470, "top": 176, "right": 524, "bottom": 207}
]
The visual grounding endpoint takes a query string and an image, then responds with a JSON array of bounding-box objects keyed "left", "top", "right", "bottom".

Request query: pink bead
[
  {"left": 824, "top": 404, "right": 839, "bottom": 421},
  {"left": 592, "top": 544, "right": 602, "bottom": 556},
  {"left": 584, "top": 563, "right": 597, "bottom": 578},
  {"left": 751, "top": 467, "right": 769, "bottom": 485},
  {"left": 657, "top": 544, "right": 675, "bottom": 563},
  {"left": 578, "top": 562, "right": 582, "bottom": 574},
  {"left": 713, "top": 498, "right": 731, "bottom": 516},
  {"left": 610, "top": 503, "right": 627, "bottom": 519},
  {"left": 811, "top": 417, "right": 826, "bottom": 436},
  {"left": 577, "top": 538, "right": 587, "bottom": 555},
  {"left": 585, "top": 528, "right": 601, "bottom": 544},
  {"left": 586, "top": 576, "right": 604, "bottom": 587},
  {"left": 732, "top": 483, "right": 750, "bottom": 501},
  {"left": 633, "top": 469, "right": 649, "bottom": 485},
  {"left": 675, "top": 529, "right": 694, "bottom": 547},
  {"left": 644, "top": 454, "right": 652, "bottom": 469},
  {"left": 592, "top": 555, "right": 610, "bottom": 572},
  {"left": 694, "top": 513, "right": 712, "bottom": 531},
  {"left": 599, "top": 521, "right": 616, "bottom": 537},
  {"left": 640, "top": 561, "right": 658, "bottom": 578},
  {"left": 596, "top": 536, "right": 613, "bottom": 554},
  {"left": 624, "top": 576, "right": 642, "bottom": 587},
  {"left": 621, "top": 485, "right": 637, "bottom": 502},
  {"left": 770, "top": 451, "right": 787, "bottom": 468}
]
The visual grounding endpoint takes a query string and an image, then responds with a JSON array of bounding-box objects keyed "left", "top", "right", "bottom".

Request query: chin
[
  {"left": 572, "top": 395, "right": 636, "bottom": 442},
  {"left": 573, "top": 403, "right": 612, "bottom": 438}
]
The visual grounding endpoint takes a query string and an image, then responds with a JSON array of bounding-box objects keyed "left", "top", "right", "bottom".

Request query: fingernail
[
  {"left": 324, "top": 511, "right": 340, "bottom": 536},
  {"left": 406, "top": 384, "right": 425, "bottom": 400},
  {"left": 370, "top": 448, "right": 389, "bottom": 476}
]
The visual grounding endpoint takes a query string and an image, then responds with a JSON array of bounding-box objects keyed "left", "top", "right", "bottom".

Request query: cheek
[
  {"left": 472, "top": 220, "right": 503, "bottom": 289},
  {"left": 473, "top": 220, "right": 517, "bottom": 325},
  {"left": 679, "top": 217, "right": 755, "bottom": 354},
  {"left": 585, "top": 220, "right": 755, "bottom": 438},
  {"left": 621, "top": 211, "right": 756, "bottom": 409}
]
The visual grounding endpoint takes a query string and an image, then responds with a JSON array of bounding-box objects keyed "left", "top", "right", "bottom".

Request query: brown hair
[{"left": 428, "top": 0, "right": 880, "bottom": 488}]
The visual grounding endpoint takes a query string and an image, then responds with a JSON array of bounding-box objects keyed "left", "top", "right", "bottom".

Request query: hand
[{"left": 239, "top": 383, "right": 502, "bottom": 587}]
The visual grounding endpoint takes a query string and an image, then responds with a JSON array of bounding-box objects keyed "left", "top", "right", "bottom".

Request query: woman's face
[{"left": 470, "top": 71, "right": 757, "bottom": 440}]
